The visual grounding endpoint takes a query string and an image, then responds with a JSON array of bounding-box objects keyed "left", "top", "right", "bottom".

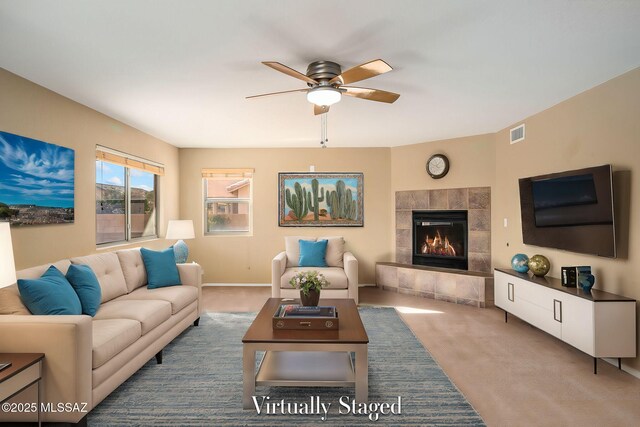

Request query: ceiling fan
[{"left": 247, "top": 59, "right": 400, "bottom": 115}]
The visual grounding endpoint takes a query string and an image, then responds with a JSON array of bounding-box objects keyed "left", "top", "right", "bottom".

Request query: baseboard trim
[
  {"left": 603, "top": 357, "right": 640, "bottom": 379},
  {"left": 203, "top": 283, "right": 270, "bottom": 287},
  {"left": 202, "top": 283, "right": 376, "bottom": 287}
]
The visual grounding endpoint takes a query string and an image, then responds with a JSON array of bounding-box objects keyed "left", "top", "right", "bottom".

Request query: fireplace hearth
[{"left": 412, "top": 210, "right": 468, "bottom": 270}]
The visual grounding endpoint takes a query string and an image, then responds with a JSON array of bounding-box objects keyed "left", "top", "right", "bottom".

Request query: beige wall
[
  {"left": 389, "top": 133, "right": 497, "bottom": 264},
  {"left": 492, "top": 67, "right": 640, "bottom": 370},
  {"left": 178, "top": 148, "right": 391, "bottom": 284},
  {"left": 0, "top": 68, "right": 180, "bottom": 269}
]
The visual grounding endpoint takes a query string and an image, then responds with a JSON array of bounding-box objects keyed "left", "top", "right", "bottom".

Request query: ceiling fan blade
[
  {"left": 262, "top": 61, "right": 318, "bottom": 85},
  {"left": 246, "top": 88, "right": 308, "bottom": 99},
  {"left": 342, "top": 86, "right": 400, "bottom": 103},
  {"left": 329, "top": 59, "right": 393, "bottom": 85},
  {"left": 314, "top": 105, "right": 330, "bottom": 115}
]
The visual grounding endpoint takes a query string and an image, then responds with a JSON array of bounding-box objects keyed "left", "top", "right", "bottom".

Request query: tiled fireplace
[
  {"left": 396, "top": 187, "right": 491, "bottom": 273},
  {"left": 378, "top": 187, "right": 493, "bottom": 307}
]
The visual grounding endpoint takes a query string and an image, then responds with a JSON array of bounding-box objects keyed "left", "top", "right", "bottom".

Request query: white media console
[{"left": 494, "top": 268, "right": 636, "bottom": 374}]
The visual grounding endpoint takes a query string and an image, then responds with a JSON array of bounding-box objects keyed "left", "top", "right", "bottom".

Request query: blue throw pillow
[
  {"left": 140, "top": 247, "right": 182, "bottom": 289},
  {"left": 298, "top": 239, "right": 328, "bottom": 267},
  {"left": 66, "top": 264, "right": 102, "bottom": 317},
  {"left": 17, "top": 266, "right": 82, "bottom": 315}
]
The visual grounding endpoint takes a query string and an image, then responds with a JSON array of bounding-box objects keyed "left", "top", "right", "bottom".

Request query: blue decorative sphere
[{"left": 511, "top": 253, "right": 530, "bottom": 273}]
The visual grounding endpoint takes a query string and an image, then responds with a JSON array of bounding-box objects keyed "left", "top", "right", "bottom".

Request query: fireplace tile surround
[
  {"left": 380, "top": 187, "right": 492, "bottom": 308},
  {"left": 395, "top": 186, "right": 491, "bottom": 273}
]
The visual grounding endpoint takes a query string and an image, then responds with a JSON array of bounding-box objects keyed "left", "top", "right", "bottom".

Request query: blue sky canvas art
[{"left": 0, "top": 130, "right": 75, "bottom": 225}]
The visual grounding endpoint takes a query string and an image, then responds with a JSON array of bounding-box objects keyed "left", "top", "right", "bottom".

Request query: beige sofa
[
  {"left": 0, "top": 248, "right": 202, "bottom": 425},
  {"left": 271, "top": 236, "right": 358, "bottom": 304}
]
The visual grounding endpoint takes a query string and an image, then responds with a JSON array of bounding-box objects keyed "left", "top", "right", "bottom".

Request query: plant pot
[{"left": 300, "top": 289, "right": 320, "bottom": 306}]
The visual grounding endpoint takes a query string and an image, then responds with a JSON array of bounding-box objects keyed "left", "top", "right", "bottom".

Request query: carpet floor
[{"left": 88, "top": 307, "right": 484, "bottom": 426}]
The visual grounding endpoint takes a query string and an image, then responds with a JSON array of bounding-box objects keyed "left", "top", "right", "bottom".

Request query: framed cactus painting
[{"left": 278, "top": 172, "right": 363, "bottom": 227}]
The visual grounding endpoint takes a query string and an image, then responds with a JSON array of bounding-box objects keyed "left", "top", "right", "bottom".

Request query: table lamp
[
  {"left": 166, "top": 220, "right": 195, "bottom": 263},
  {"left": 0, "top": 222, "right": 17, "bottom": 371}
]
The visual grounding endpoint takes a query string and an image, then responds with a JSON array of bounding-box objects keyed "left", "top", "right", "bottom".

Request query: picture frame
[
  {"left": 0, "top": 130, "right": 75, "bottom": 226},
  {"left": 278, "top": 172, "right": 363, "bottom": 227}
]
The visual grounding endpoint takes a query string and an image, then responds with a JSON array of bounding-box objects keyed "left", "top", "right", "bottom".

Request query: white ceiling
[{"left": 1, "top": 1, "right": 640, "bottom": 148}]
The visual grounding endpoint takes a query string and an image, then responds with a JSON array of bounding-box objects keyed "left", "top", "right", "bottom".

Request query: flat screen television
[{"left": 519, "top": 164, "right": 616, "bottom": 257}]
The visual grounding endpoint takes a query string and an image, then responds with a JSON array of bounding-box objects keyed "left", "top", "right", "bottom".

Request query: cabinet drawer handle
[
  {"left": 508, "top": 282, "right": 514, "bottom": 302},
  {"left": 553, "top": 299, "right": 562, "bottom": 323},
  {"left": 299, "top": 321, "right": 312, "bottom": 326}
]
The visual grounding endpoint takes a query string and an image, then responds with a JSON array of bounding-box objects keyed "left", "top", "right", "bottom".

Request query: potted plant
[{"left": 289, "top": 270, "right": 329, "bottom": 306}]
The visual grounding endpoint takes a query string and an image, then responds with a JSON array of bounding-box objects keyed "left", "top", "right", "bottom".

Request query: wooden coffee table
[{"left": 242, "top": 298, "right": 369, "bottom": 409}]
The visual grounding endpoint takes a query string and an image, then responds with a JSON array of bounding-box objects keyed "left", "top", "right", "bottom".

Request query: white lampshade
[
  {"left": 166, "top": 220, "right": 195, "bottom": 240},
  {"left": 307, "top": 87, "right": 342, "bottom": 106},
  {"left": 0, "top": 222, "right": 17, "bottom": 289}
]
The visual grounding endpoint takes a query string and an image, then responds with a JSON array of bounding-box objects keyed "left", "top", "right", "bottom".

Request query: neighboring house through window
[
  {"left": 95, "top": 146, "right": 163, "bottom": 245},
  {"left": 202, "top": 168, "right": 253, "bottom": 234}
]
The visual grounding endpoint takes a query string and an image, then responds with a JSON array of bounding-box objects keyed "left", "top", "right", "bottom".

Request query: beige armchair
[{"left": 272, "top": 236, "right": 358, "bottom": 304}]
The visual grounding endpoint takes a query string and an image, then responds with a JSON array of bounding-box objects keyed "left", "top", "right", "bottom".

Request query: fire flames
[{"left": 420, "top": 231, "right": 457, "bottom": 256}]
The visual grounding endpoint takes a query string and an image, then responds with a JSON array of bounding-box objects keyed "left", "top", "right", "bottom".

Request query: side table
[{"left": 0, "top": 353, "right": 45, "bottom": 426}]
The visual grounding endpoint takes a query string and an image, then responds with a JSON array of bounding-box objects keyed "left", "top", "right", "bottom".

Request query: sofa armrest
[
  {"left": 0, "top": 315, "right": 92, "bottom": 423},
  {"left": 344, "top": 251, "right": 359, "bottom": 304},
  {"left": 178, "top": 262, "right": 203, "bottom": 314},
  {"left": 271, "top": 251, "right": 287, "bottom": 298}
]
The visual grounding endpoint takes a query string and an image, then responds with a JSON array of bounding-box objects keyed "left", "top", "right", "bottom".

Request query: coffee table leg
[
  {"left": 243, "top": 344, "right": 256, "bottom": 409},
  {"left": 355, "top": 344, "right": 368, "bottom": 403}
]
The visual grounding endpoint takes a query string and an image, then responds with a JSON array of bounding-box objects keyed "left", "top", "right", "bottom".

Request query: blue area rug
[{"left": 88, "top": 308, "right": 484, "bottom": 426}]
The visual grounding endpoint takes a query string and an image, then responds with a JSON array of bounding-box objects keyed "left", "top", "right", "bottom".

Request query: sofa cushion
[
  {"left": 117, "top": 285, "right": 198, "bottom": 315},
  {"left": 17, "top": 266, "right": 82, "bottom": 315},
  {"left": 280, "top": 267, "right": 348, "bottom": 290},
  {"left": 317, "top": 236, "right": 345, "bottom": 268},
  {"left": 285, "top": 236, "right": 316, "bottom": 268},
  {"left": 94, "top": 299, "right": 171, "bottom": 335},
  {"left": 92, "top": 319, "right": 141, "bottom": 369},
  {"left": 66, "top": 264, "right": 102, "bottom": 317},
  {"left": 17, "top": 260, "right": 71, "bottom": 279},
  {"left": 0, "top": 285, "right": 30, "bottom": 315},
  {"left": 71, "top": 253, "right": 128, "bottom": 303},
  {"left": 116, "top": 248, "right": 148, "bottom": 292},
  {"left": 298, "top": 239, "right": 328, "bottom": 267},
  {"left": 140, "top": 247, "right": 182, "bottom": 289}
]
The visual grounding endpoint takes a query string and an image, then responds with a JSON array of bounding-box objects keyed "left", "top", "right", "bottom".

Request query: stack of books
[{"left": 272, "top": 304, "right": 339, "bottom": 330}]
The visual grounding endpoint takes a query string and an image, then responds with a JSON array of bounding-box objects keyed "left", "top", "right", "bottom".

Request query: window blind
[
  {"left": 96, "top": 146, "right": 165, "bottom": 176},
  {"left": 201, "top": 168, "right": 254, "bottom": 178}
]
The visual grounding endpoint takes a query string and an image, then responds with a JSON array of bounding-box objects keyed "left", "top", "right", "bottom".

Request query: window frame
[
  {"left": 96, "top": 146, "right": 162, "bottom": 247},
  {"left": 202, "top": 170, "right": 254, "bottom": 236}
]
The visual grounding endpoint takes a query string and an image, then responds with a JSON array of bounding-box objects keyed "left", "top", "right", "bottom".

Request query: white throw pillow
[
  {"left": 317, "top": 236, "right": 345, "bottom": 268},
  {"left": 284, "top": 236, "right": 316, "bottom": 267}
]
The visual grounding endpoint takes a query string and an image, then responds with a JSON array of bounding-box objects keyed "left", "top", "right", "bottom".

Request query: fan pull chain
[{"left": 320, "top": 113, "right": 328, "bottom": 148}]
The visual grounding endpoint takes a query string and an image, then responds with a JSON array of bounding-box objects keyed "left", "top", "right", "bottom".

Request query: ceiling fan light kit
[{"left": 307, "top": 86, "right": 342, "bottom": 106}]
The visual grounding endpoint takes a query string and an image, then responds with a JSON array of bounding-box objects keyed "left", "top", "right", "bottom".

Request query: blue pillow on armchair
[
  {"left": 140, "top": 247, "right": 182, "bottom": 289},
  {"left": 298, "top": 239, "right": 328, "bottom": 267},
  {"left": 17, "top": 266, "right": 82, "bottom": 315}
]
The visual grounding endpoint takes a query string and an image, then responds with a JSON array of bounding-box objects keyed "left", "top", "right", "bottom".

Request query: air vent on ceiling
[{"left": 510, "top": 124, "right": 525, "bottom": 144}]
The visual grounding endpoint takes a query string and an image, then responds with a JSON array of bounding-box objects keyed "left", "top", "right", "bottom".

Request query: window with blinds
[
  {"left": 96, "top": 146, "right": 163, "bottom": 245},
  {"left": 202, "top": 168, "right": 254, "bottom": 234}
]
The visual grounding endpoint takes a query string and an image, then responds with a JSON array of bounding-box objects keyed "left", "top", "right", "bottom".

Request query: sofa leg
[
  {"left": 156, "top": 350, "right": 163, "bottom": 364},
  {"left": 194, "top": 317, "right": 200, "bottom": 326}
]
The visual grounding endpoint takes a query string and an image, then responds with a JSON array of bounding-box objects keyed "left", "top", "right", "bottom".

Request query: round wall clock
[{"left": 426, "top": 154, "right": 450, "bottom": 179}]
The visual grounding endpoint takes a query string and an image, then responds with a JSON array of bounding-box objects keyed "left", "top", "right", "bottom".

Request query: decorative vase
[
  {"left": 580, "top": 274, "right": 595, "bottom": 292},
  {"left": 172, "top": 240, "right": 189, "bottom": 263},
  {"left": 528, "top": 254, "right": 550, "bottom": 277},
  {"left": 300, "top": 289, "right": 320, "bottom": 306},
  {"left": 511, "top": 253, "right": 530, "bottom": 273}
]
